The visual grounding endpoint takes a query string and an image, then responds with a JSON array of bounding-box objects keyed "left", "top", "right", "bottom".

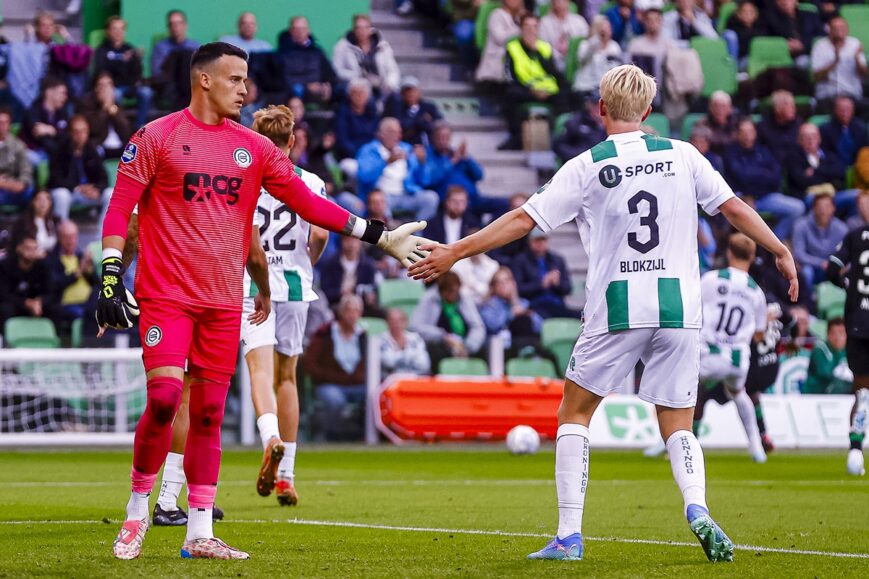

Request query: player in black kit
[
  {"left": 745, "top": 298, "right": 787, "bottom": 452},
  {"left": 828, "top": 222, "right": 869, "bottom": 476}
]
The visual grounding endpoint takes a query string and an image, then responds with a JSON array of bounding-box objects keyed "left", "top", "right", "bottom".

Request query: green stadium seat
[
  {"left": 598, "top": 1, "right": 616, "bottom": 14},
  {"left": 475, "top": 1, "right": 501, "bottom": 52},
  {"left": 680, "top": 112, "right": 706, "bottom": 141},
  {"left": 840, "top": 5, "right": 869, "bottom": 25},
  {"left": 36, "top": 160, "right": 49, "bottom": 189},
  {"left": 87, "top": 240, "right": 102, "bottom": 276},
  {"left": 716, "top": 1, "right": 737, "bottom": 34},
  {"left": 642, "top": 112, "right": 670, "bottom": 137},
  {"left": 438, "top": 357, "right": 489, "bottom": 376},
  {"left": 88, "top": 29, "right": 105, "bottom": 49},
  {"left": 808, "top": 114, "right": 830, "bottom": 127},
  {"left": 553, "top": 112, "right": 572, "bottom": 139},
  {"left": 506, "top": 357, "right": 558, "bottom": 379},
  {"left": 808, "top": 317, "right": 828, "bottom": 339},
  {"left": 104, "top": 158, "right": 120, "bottom": 187},
  {"left": 564, "top": 37, "right": 583, "bottom": 85},
  {"left": 359, "top": 316, "right": 388, "bottom": 337},
  {"left": 71, "top": 317, "right": 83, "bottom": 348},
  {"left": 797, "top": 3, "right": 818, "bottom": 14},
  {"left": 691, "top": 37, "right": 738, "bottom": 96},
  {"left": 541, "top": 318, "right": 582, "bottom": 375},
  {"left": 816, "top": 281, "right": 846, "bottom": 320},
  {"left": 378, "top": 279, "right": 425, "bottom": 317},
  {"left": 748, "top": 37, "right": 793, "bottom": 78},
  {"left": 4, "top": 317, "right": 60, "bottom": 348}
]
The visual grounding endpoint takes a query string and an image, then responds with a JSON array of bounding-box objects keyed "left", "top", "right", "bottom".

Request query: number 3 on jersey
[
  {"left": 627, "top": 190, "right": 659, "bottom": 254},
  {"left": 257, "top": 206, "right": 297, "bottom": 252}
]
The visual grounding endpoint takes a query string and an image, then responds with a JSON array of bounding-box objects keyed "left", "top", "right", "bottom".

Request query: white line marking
[{"left": 0, "top": 518, "right": 866, "bottom": 560}]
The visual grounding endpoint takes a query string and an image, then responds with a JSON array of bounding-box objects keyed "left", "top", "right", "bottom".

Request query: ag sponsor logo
[
  {"left": 145, "top": 325, "right": 162, "bottom": 347},
  {"left": 121, "top": 143, "right": 137, "bottom": 164},
  {"left": 183, "top": 173, "right": 242, "bottom": 205},
  {"left": 598, "top": 165, "right": 622, "bottom": 188},
  {"left": 233, "top": 147, "right": 252, "bottom": 168}
]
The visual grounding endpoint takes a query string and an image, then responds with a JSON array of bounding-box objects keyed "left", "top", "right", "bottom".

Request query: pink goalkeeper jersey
[{"left": 116, "top": 108, "right": 334, "bottom": 311}]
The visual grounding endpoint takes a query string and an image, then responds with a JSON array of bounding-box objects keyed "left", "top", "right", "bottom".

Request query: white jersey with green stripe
[
  {"left": 522, "top": 130, "right": 735, "bottom": 337},
  {"left": 700, "top": 267, "right": 767, "bottom": 350},
  {"left": 242, "top": 167, "right": 327, "bottom": 302}
]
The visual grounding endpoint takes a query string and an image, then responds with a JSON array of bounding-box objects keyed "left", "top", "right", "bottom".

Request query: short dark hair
[
  {"left": 0, "top": 106, "right": 12, "bottom": 120},
  {"left": 190, "top": 42, "right": 249, "bottom": 71},
  {"left": 828, "top": 317, "right": 845, "bottom": 331},
  {"left": 41, "top": 76, "right": 66, "bottom": 93},
  {"left": 105, "top": 15, "right": 125, "bottom": 30}
]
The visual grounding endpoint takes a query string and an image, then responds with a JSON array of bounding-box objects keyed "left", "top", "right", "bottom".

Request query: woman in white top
[
  {"left": 573, "top": 16, "right": 623, "bottom": 94},
  {"left": 475, "top": 0, "right": 524, "bottom": 83},
  {"left": 539, "top": 0, "right": 589, "bottom": 71},
  {"left": 11, "top": 189, "right": 58, "bottom": 257}
]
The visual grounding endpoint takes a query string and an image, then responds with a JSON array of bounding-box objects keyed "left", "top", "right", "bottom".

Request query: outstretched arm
[
  {"left": 718, "top": 197, "right": 799, "bottom": 302},
  {"left": 408, "top": 208, "right": 536, "bottom": 283}
]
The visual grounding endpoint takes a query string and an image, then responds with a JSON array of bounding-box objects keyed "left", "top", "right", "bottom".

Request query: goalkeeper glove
[
  {"left": 375, "top": 221, "right": 434, "bottom": 268},
  {"left": 95, "top": 256, "right": 139, "bottom": 330}
]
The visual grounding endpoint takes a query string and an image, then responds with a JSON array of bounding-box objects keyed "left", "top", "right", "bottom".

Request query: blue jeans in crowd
[
  {"left": 115, "top": 85, "right": 153, "bottom": 128},
  {"left": 753, "top": 192, "right": 806, "bottom": 240},
  {"left": 453, "top": 19, "right": 477, "bottom": 69},
  {"left": 315, "top": 383, "right": 367, "bottom": 439},
  {"left": 0, "top": 185, "right": 34, "bottom": 208},
  {"left": 51, "top": 186, "right": 113, "bottom": 222},
  {"left": 387, "top": 190, "right": 440, "bottom": 222}
]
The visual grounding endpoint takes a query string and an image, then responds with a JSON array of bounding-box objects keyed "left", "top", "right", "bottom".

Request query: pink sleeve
[
  {"left": 260, "top": 142, "right": 352, "bottom": 233},
  {"left": 102, "top": 173, "right": 145, "bottom": 239},
  {"left": 117, "top": 123, "right": 160, "bottom": 185}
]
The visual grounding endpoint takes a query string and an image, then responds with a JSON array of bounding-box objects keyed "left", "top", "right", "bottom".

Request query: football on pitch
[{"left": 506, "top": 425, "right": 540, "bottom": 455}]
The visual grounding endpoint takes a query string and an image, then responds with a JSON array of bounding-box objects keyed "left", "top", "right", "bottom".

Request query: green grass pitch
[{"left": 0, "top": 447, "right": 866, "bottom": 577}]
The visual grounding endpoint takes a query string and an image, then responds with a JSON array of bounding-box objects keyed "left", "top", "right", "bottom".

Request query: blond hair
[
  {"left": 252, "top": 105, "right": 295, "bottom": 147},
  {"left": 599, "top": 65, "right": 656, "bottom": 123},
  {"left": 728, "top": 233, "right": 756, "bottom": 262}
]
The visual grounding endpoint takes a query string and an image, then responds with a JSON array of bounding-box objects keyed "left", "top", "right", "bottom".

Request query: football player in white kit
[
  {"left": 244, "top": 105, "right": 329, "bottom": 505},
  {"left": 408, "top": 65, "right": 799, "bottom": 563}
]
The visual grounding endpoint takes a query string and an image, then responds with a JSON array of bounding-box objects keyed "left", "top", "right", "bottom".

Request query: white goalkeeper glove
[{"left": 376, "top": 221, "right": 434, "bottom": 268}]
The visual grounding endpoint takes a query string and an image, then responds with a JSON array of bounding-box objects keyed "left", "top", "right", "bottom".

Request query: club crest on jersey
[
  {"left": 145, "top": 325, "right": 162, "bottom": 347},
  {"left": 599, "top": 165, "right": 622, "bottom": 188},
  {"left": 233, "top": 147, "right": 252, "bottom": 168},
  {"left": 121, "top": 143, "right": 137, "bottom": 164}
]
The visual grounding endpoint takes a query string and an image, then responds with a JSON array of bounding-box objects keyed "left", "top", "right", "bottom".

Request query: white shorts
[
  {"left": 699, "top": 343, "right": 749, "bottom": 393},
  {"left": 565, "top": 328, "right": 700, "bottom": 408},
  {"left": 240, "top": 300, "right": 309, "bottom": 358}
]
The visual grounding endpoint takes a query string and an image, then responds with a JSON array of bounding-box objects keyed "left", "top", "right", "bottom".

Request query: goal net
[{"left": 0, "top": 348, "right": 146, "bottom": 446}]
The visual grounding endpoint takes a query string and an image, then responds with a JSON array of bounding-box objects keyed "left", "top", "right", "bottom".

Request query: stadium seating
[
  {"left": 816, "top": 281, "right": 846, "bottom": 320},
  {"left": 104, "top": 159, "right": 120, "bottom": 187},
  {"left": 808, "top": 317, "right": 828, "bottom": 339},
  {"left": 716, "top": 2, "right": 737, "bottom": 34},
  {"left": 378, "top": 279, "right": 425, "bottom": 317},
  {"left": 642, "top": 112, "right": 670, "bottom": 137},
  {"left": 359, "top": 316, "right": 388, "bottom": 337},
  {"left": 748, "top": 37, "right": 793, "bottom": 78},
  {"left": 4, "top": 317, "right": 61, "bottom": 349},
  {"left": 680, "top": 112, "right": 705, "bottom": 141},
  {"left": 841, "top": 5, "right": 869, "bottom": 53},
  {"left": 808, "top": 114, "right": 830, "bottom": 127},
  {"left": 506, "top": 357, "right": 558, "bottom": 378},
  {"left": 564, "top": 37, "right": 583, "bottom": 85},
  {"left": 438, "top": 357, "right": 489, "bottom": 376},
  {"left": 691, "top": 37, "right": 738, "bottom": 97},
  {"left": 541, "top": 317, "right": 582, "bottom": 374}
]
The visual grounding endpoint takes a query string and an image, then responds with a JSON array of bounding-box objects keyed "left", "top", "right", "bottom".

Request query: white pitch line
[{"left": 1, "top": 517, "right": 867, "bottom": 560}]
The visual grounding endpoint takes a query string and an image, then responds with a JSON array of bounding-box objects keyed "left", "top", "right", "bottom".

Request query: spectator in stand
[
  {"left": 289, "top": 124, "right": 337, "bottom": 199},
  {"left": 424, "top": 185, "right": 481, "bottom": 245},
  {"left": 605, "top": 0, "right": 644, "bottom": 49},
  {"left": 355, "top": 117, "right": 440, "bottom": 221},
  {"left": 490, "top": 192, "right": 531, "bottom": 265},
  {"left": 786, "top": 123, "right": 847, "bottom": 201},
  {"left": 757, "top": 90, "right": 801, "bottom": 164},
  {"left": 10, "top": 190, "right": 58, "bottom": 257},
  {"left": 93, "top": 16, "right": 152, "bottom": 128},
  {"left": 695, "top": 91, "right": 739, "bottom": 154},
  {"left": 453, "top": 251, "right": 501, "bottom": 305},
  {"left": 449, "top": 0, "right": 484, "bottom": 69},
  {"left": 500, "top": 14, "right": 569, "bottom": 151},
  {"left": 22, "top": 76, "right": 69, "bottom": 164},
  {"left": 726, "top": 1, "right": 763, "bottom": 63},
  {"left": 689, "top": 125, "right": 724, "bottom": 173},
  {"left": 539, "top": 0, "right": 589, "bottom": 72},
  {"left": 317, "top": 235, "right": 380, "bottom": 309},
  {"left": 810, "top": 15, "right": 867, "bottom": 108},
  {"left": 381, "top": 308, "right": 431, "bottom": 376},
  {"left": 846, "top": 189, "right": 869, "bottom": 230},
  {"left": 511, "top": 227, "right": 574, "bottom": 318},
  {"left": 238, "top": 77, "right": 264, "bottom": 128},
  {"left": 219, "top": 11, "right": 272, "bottom": 54},
  {"left": 553, "top": 96, "right": 607, "bottom": 162},
  {"left": 363, "top": 189, "right": 402, "bottom": 278},
  {"left": 724, "top": 117, "right": 803, "bottom": 239},
  {"left": 0, "top": 234, "right": 66, "bottom": 328},
  {"left": 303, "top": 294, "right": 367, "bottom": 441},
  {"left": 410, "top": 271, "right": 486, "bottom": 371},
  {"left": 335, "top": 77, "right": 381, "bottom": 172},
  {"left": 77, "top": 72, "right": 132, "bottom": 159},
  {"left": 792, "top": 190, "right": 848, "bottom": 284},
  {"left": 48, "top": 115, "right": 110, "bottom": 221},
  {"left": 383, "top": 76, "right": 442, "bottom": 146},
  {"left": 820, "top": 96, "right": 868, "bottom": 166},
  {"left": 276, "top": 16, "right": 336, "bottom": 105},
  {"left": 150, "top": 10, "right": 200, "bottom": 83},
  {"left": 287, "top": 96, "right": 309, "bottom": 133},
  {"left": 7, "top": 11, "right": 72, "bottom": 113},
  {"left": 332, "top": 14, "right": 401, "bottom": 98},
  {"left": 761, "top": 0, "right": 823, "bottom": 62},
  {"left": 804, "top": 318, "right": 852, "bottom": 394},
  {"left": 662, "top": 0, "right": 717, "bottom": 44},
  {"left": 628, "top": 8, "right": 673, "bottom": 95},
  {"left": 573, "top": 16, "right": 624, "bottom": 97},
  {"left": 479, "top": 266, "right": 546, "bottom": 355},
  {"left": 48, "top": 220, "right": 95, "bottom": 321},
  {"left": 0, "top": 107, "right": 34, "bottom": 208},
  {"left": 476, "top": 0, "right": 524, "bottom": 84}
]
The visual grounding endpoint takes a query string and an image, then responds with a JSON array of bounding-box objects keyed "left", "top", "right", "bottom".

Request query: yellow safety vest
[{"left": 506, "top": 38, "right": 559, "bottom": 95}]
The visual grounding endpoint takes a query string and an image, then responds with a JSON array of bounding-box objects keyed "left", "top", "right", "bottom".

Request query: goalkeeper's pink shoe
[
  {"left": 112, "top": 517, "right": 149, "bottom": 559},
  {"left": 180, "top": 537, "right": 250, "bottom": 560}
]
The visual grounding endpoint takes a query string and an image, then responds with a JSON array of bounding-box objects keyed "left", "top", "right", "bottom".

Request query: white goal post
[{"left": 0, "top": 348, "right": 146, "bottom": 447}]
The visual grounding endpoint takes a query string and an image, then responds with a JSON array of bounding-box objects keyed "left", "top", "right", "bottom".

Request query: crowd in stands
[{"left": 2, "top": 1, "right": 868, "bottom": 439}]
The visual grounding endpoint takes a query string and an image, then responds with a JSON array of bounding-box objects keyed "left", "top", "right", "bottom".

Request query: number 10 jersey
[
  {"left": 243, "top": 166, "right": 327, "bottom": 302},
  {"left": 522, "top": 130, "right": 734, "bottom": 338}
]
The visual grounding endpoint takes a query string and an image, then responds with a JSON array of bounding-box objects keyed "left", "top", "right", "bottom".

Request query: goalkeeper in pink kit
[{"left": 98, "top": 43, "right": 429, "bottom": 560}]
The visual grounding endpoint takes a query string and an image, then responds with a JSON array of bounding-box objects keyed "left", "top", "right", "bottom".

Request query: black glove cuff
[
  {"left": 361, "top": 219, "right": 386, "bottom": 245},
  {"left": 101, "top": 256, "right": 124, "bottom": 279}
]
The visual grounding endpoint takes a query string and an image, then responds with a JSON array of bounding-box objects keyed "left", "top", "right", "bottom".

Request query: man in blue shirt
[
  {"left": 150, "top": 10, "right": 200, "bottom": 79},
  {"left": 219, "top": 12, "right": 272, "bottom": 54}
]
